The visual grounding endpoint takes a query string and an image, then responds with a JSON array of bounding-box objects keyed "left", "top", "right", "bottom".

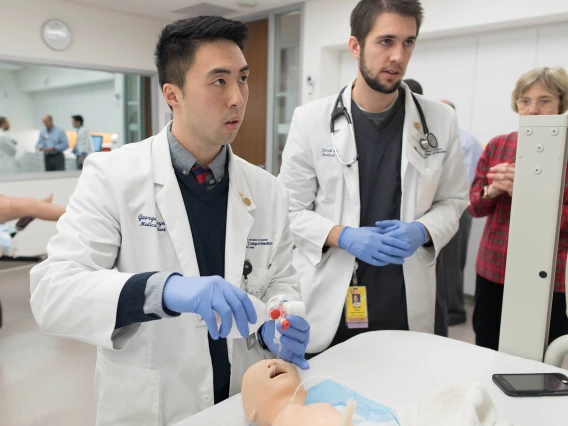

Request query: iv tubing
[{"left": 340, "top": 399, "right": 357, "bottom": 426}]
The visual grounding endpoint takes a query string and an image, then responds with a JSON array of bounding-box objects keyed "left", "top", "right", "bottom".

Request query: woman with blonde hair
[{"left": 469, "top": 66, "right": 568, "bottom": 350}]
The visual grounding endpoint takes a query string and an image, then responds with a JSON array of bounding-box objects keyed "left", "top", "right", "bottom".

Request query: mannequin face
[{"left": 241, "top": 360, "right": 307, "bottom": 426}]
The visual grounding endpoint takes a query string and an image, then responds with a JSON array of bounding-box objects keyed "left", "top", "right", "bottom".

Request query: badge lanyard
[{"left": 344, "top": 261, "right": 369, "bottom": 329}]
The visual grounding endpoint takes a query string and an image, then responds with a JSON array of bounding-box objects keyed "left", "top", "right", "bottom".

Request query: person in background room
[
  {"left": 71, "top": 115, "right": 93, "bottom": 170},
  {"left": 36, "top": 115, "right": 69, "bottom": 171},
  {"left": 0, "top": 117, "right": 19, "bottom": 174}
]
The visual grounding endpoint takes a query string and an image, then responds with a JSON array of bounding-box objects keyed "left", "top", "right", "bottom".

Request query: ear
[
  {"left": 163, "top": 83, "right": 182, "bottom": 110},
  {"left": 348, "top": 36, "right": 361, "bottom": 60}
]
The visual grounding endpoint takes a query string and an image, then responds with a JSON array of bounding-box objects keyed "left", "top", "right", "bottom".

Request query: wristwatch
[{"left": 482, "top": 185, "right": 491, "bottom": 200}]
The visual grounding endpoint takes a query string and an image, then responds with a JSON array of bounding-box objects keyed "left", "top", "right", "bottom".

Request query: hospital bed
[{"left": 174, "top": 331, "right": 568, "bottom": 426}]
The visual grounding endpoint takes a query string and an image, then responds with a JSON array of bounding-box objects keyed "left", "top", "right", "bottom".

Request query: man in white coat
[
  {"left": 278, "top": 0, "right": 469, "bottom": 355},
  {"left": 30, "top": 16, "right": 310, "bottom": 426},
  {"left": 0, "top": 117, "right": 18, "bottom": 174}
]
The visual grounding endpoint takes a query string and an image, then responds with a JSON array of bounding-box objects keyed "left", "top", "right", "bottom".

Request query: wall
[
  {"left": 16, "top": 66, "right": 114, "bottom": 92},
  {"left": 0, "top": 0, "right": 167, "bottom": 256}
]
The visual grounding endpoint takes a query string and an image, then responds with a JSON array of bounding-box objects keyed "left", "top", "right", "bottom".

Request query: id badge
[{"left": 345, "top": 286, "right": 368, "bottom": 329}]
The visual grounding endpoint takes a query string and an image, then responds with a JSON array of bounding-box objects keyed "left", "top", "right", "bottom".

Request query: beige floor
[
  {"left": 0, "top": 264, "right": 96, "bottom": 426},
  {"left": 0, "top": 264, "right": 564, "bottom": 425}
]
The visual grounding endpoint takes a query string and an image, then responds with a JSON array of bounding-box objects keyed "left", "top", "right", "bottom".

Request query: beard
[{"left": 359, "top": 50, "right": 401, "bottom": 94}]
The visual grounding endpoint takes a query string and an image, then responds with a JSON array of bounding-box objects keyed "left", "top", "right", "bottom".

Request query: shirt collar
[{"left": 166, "top": 123, "right": 227, "bottom": 181}]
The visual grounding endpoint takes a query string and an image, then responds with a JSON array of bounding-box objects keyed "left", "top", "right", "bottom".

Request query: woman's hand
[{"left": 487, "top": 163, "right": 515, "bottom": 196}]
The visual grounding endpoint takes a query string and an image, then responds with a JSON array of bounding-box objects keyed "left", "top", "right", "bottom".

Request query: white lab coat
[
  {"left": 30, "top": 124, "right": 301, "bottom": 426},
  {"left": 0, "top": 129, "right": 18, "bottom": 174},
  {"left": 278, "top": 81, "right": 469, "bottom": 353}
]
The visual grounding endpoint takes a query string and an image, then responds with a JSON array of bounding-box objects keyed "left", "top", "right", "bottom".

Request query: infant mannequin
[{"left": 241, "top": 359, "right": 353, "bottom": 426}]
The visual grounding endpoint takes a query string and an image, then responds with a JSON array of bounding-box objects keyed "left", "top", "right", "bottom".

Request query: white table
[{"left": 175, "top": 331, "right": 568, "bottom": 426}]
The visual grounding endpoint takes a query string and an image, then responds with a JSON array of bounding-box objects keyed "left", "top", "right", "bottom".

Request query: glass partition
[
  {"left": 0, "top": 61, "right": 151, "bottom": 177},
  {"left": 271, "top": 10, "right": 302, "bottom": 175}
]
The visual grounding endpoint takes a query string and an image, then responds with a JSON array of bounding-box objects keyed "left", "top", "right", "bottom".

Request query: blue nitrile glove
[
  {"left": 261, "top": 315, "right": 310, "bottom": 370},
  {"left": 162, "top": 275, "right": 257, "bottom": 340},
  {"left": 338, "top": 226, "right": 411, "bottom": 267},
  {"left": 375, "top": 220, "right": 428, "bottom": 258}
]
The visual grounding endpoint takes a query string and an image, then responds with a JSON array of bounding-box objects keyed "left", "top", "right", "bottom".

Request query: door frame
[{"left": 235, "top": 3, "right": 305, "bottom": 175}]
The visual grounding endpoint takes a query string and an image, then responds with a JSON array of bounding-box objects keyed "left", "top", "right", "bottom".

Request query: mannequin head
[
  {"left": 242, "top": 359, "right": 307, "bottom": 426},
  {"left": 241, "top": 360, "right": 353, "bottom": 426}
]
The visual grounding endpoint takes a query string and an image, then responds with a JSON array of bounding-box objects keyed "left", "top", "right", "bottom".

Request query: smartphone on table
[{"left": 492, "top": 373, "right": 568, "bottom": 397}]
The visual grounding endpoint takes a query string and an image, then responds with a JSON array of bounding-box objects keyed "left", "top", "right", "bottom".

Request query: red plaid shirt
[{"left": 469, "top": 131, "right": 567, "bottom": 293}]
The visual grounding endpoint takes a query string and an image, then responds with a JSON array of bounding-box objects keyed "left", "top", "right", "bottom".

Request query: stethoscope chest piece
[{"left": 419, "top": 132, "right": 438, "bottom": 151}]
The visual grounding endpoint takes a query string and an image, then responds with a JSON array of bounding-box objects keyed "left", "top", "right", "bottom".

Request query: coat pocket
[
  {"left": 95, "top": 352, "right": 161, "bottom": 426},
  {"left": 416, "top": 167, "right": 442, "bottom": 215}
]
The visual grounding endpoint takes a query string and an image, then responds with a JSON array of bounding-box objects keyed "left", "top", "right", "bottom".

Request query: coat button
[
  {"left": 343, "top": 271, "right": 351, "bottom": 279},
  {"left": 202, "top": 394, "right": 212, "bottom": 403}
]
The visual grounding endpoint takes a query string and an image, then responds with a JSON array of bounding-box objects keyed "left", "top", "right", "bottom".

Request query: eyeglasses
[{"left": 516, "top": 96, "right": 559, "bottom": 109}]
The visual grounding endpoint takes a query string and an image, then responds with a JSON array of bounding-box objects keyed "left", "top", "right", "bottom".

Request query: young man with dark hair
[
  {"left": 31, "top": 16, "right": 309, "bottom": 425},
  {"left": 279, "top": 0, "right": 469, "bottom": 355}
]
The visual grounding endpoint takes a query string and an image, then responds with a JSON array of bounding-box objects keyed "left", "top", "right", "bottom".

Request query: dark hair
[
  {"left": 155, "top": 16, "right": 250, "bottom": 92},
  {"left": 0, "top": 117, "right": 7, "bottom": 127},
  {"left": 404, "top": 78, "right": 423, "bottom": 95},
  {"left": 71, "top": 115, "right": 84, "bottom": 125},
  {"left": 351, "top": 0, "right": 424, "bottom": 47}
]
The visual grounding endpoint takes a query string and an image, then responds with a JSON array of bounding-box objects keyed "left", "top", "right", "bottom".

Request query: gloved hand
[
  {"left": 375, "top": 220, "right": 428, "bottom": 258},
  {"left": 261, "top": 315, "right": 310, "bottom": 370},
  {"left": 162, "top": 275, "right": 257, "bottom": 340},
  {"left": 338, "top": 226, "right": 411, "bottom": 267}
]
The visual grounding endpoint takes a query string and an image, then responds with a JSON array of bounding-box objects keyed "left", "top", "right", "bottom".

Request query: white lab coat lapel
[
  {"left": 401, "top": 83, "right": 428, "bottom": 178},
  {"left": 400, "top": 83, "right": 427, "bottom": 222},
  {"left": 152, "top": 126, "right": 200, "bottom": 276},
  {"left": 336, "top": 80, "right": 361, "bottom": 226},
  {"left": 224, "top": 147, "right": 255, "bottom": 287}
]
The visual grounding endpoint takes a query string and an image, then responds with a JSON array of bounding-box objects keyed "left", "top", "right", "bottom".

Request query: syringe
[{"left": 267, "top": 297, "right": 300, "bottom": 377}]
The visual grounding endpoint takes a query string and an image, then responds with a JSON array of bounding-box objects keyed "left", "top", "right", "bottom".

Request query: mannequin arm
[{"left": 0, "top": 196, "right": 65, "bottom": 223}]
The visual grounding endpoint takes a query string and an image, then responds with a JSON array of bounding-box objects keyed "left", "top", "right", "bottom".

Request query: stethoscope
[{"left": 330, "top": 86, "right": 438, "bottom": 167}]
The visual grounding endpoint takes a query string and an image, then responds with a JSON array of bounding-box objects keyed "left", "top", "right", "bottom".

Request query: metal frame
[
  {"left": 0, "top": 55, "right": 158, "bottom": 182},
  {"left": 500, "top": 114, "right": 568, "bottom": 362},
  {"left": 235, "top": 2, "right": 304, "bottom": 175}
]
